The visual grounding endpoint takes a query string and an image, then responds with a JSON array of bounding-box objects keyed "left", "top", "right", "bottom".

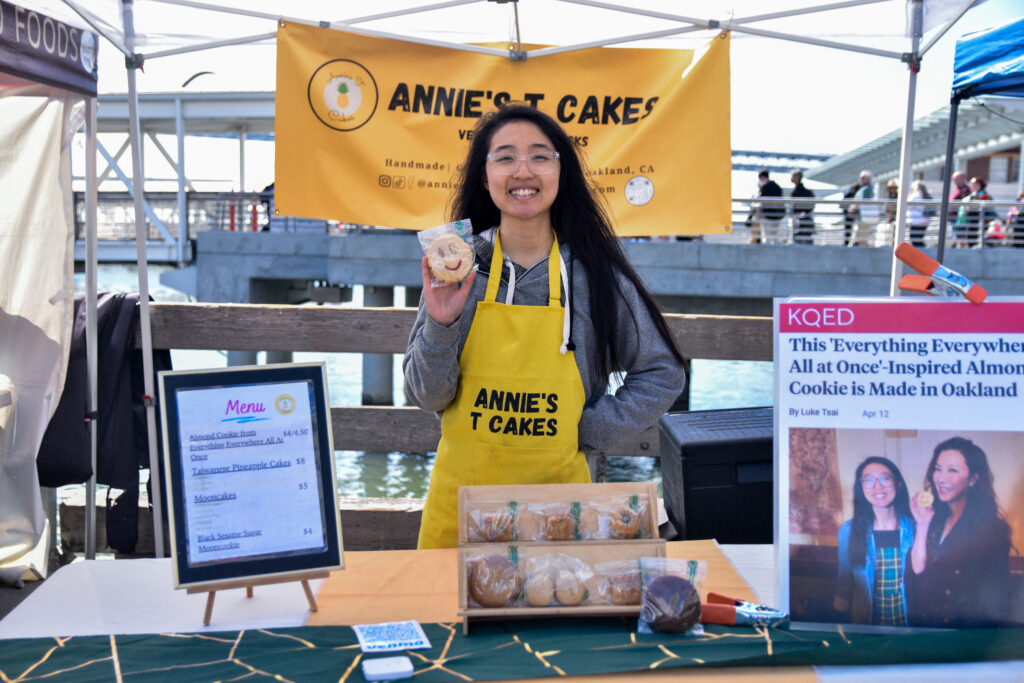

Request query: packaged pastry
[
  {"left": 579, "top": 494, "right": 651, "bottom": 540},
  {"left": 521, "top": 552, "right": 593, "bottom": 607},
  {"left": 527, "top": 502, "right": 582, "bottom": 542},
  {"left": 593, "top": 559, "right": 643, "bottom": 605},
  {"left": 467, "top": 550, "right": 522, "bottom": 608},
  {"left": 466, "top": 501, "right": 518, "bottom": 543},
  {"left": 637, "top": 557, "right": 707, "bottom": 635},
  {"left": 417, "top": 219, "right": 475, "bottom": 286}
]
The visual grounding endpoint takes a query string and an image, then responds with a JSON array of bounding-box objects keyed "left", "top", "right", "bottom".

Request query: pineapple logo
[{"left": 308, "top": 59, "right": 378, "bottom": 132}]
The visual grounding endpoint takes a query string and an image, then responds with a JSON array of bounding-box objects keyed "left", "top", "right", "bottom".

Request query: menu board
[
  {"left": 774, "top": 297, "right": 1024, "bottom": 632},
  {"left": 160, "top": 363, "right": 343, "bottom": 588}
]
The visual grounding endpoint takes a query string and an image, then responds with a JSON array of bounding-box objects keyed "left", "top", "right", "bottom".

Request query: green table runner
[{"left": 2, "top": 619, "right": 1022, "bottom": 682}]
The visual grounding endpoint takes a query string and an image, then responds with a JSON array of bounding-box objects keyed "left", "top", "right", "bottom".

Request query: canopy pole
[
  {"left": 122, "top": 0, "right": 166, "bottom": 558},
  {"left": 936, "top": 98, "right": 961, "bottom": 264},
  {"left": 175, "top": 98, "right": 187, "bottom": 266},
  {"left": 84, "top": 97, "right": 99, "bottom": 560},
  {"left": 888, "top": 0, "right": 922, "bottom": 296}
]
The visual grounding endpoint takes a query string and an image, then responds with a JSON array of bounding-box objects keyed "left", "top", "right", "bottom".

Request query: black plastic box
[{"left": 659, "top": 407, "right": 773, "bottom": 544}]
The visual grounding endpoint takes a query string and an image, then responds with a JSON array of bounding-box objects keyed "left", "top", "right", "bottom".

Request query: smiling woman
[
  {"left": 905, "top": 436, "right": 1014, "bottom": 628},
  {"left": 833, "top": 456, "right": 914, "bottom": 626},
  {"left": 403, "top": 102, "right": 687, "bottom": 549}
]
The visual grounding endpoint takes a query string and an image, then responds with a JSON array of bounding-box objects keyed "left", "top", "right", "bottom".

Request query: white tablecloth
[{"left": 0, "top": 558, "right": 323, "bottom": 638}]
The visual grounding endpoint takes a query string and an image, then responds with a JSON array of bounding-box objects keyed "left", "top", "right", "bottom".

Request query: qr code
[{"left": 352, "top": 620, "right": 432, "bottom": 653}]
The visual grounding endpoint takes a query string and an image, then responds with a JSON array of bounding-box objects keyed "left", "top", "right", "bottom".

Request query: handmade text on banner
[{"left": 275, "top": 22, "right": 730, "bottom": 236}]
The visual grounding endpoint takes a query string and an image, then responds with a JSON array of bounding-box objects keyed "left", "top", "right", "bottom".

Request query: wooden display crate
[
  {"left": 458, "top": 539, "right": 667, "bottom": 633},
  {"left": 457, "top": 482, "right": 659, "bottom": 544}
]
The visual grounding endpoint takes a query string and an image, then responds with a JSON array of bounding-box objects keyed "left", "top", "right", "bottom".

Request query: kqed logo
[{"left": 307, "top": 59, "right": 378, "bottom": 132}]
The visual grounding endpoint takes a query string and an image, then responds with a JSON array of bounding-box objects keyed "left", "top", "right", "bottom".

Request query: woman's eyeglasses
[
  {"left": 861, "top": 475, "right": 895, "bottom": 488},
  {"left": 486, "top": 150, "right": 560, "bottom": 175}
]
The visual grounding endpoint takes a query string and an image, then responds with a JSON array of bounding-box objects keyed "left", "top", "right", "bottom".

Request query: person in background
[
  {"left": 790, "top": 169, "right": 815, "bottom": 245},
  {"left": 956, "top": 176, "right": 995, "bottom": 248},
  {"left": 905, "top": 437, "right": 1013, "bottom": 628},
  {"left": 834, "top": 457, "right": 915, "bottom": 626},
  {"left": 1007, "top": 186, "right": 1024, "bottom": 248},
  {"left": 404, "top": 103, "right": 687, "bottom": 549},
  {"left": 948, "top": 171, "right": 971, "bottom": 247},
  {"left": 884, "top": 179, "right": 899, "bottom": 225},
  {"left": 840, "top": 179, "right": 860, "bottom": 246},
  {"left": 746, "top": 170, "right": 785, "bottom": 244},
  {"left": 847, "top": 170, "right": 875, "bottom": 246},
  {"left": 906, "top": 179, "right": 933, "bottom": 248}
]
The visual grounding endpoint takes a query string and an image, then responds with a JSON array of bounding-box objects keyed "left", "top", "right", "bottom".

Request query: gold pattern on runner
[
  {"left": 407, "top": 622, "right": 474, "bottom": 681},
  {"left": 754, "top": 624, "right": 774, "bottom": 656},
  {"left": 338, "top": 652, "right": 362, "bottom": 683},
  {"left": 109, "top": 635, "right": 123, "bottom": 683},
  {"left": 649, "top": 643, "right": 682, "bottom": 669}
]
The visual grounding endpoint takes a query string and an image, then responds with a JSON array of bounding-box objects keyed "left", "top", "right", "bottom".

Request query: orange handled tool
[
  {"left": 894, "top": 243, "right": 987, "bottom": 304},
  {"left": 700, "top": 592, "right": 787, "bottom": 626}
]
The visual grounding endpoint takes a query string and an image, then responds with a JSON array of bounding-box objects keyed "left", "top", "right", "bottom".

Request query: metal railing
[
  {"left": 722, "top": 197, "right": 1024, "bottom": 248},
  {"left": 73, "top": 192, "right": 334, "bottom": 242},
  {"left": 75, "top": 192, "right": 1024, "bottom": 249}
]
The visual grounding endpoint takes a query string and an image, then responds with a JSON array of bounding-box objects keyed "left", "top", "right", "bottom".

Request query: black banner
[{"left": 0, "top": 1, "right": 97, "bottom": 96}]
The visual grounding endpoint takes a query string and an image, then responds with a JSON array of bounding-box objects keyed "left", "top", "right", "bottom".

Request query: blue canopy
[{"left": 952, "top": 16, "right": 1024, "bottom": 99}]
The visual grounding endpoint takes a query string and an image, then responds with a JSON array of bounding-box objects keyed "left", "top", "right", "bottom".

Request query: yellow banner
[{"left": 275, "top": 23, "right": 730, "bottom": 237}]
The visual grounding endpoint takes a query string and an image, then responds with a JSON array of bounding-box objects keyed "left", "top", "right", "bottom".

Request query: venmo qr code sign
[{"left": 352, "top": 620, "right": 432, "bottom": 653}]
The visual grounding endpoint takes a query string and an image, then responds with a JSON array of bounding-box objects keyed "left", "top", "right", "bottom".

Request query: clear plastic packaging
[
  {"left": 638, "top": 557, "right": 707, "bottom": 634},
  {"left": 593, "top": 559, "right": 643, "bottom": 605},
  {"left": 521, "top": 552, "right": 594, "bottom": 607},
  {"left": 525, "top": 501, "right": 582, "bottom": 542},
  {"left": 417, "top": 219, "right": 475, "bottom": 287},
  {"left": 465, "top": 501, "right": 518, "bottom": 543},
  {"left": 578, "top": 494, "right": 651, "bottom": 540},
  {"left": 466, "top": 550, "right": 522, "bottom": 608}
]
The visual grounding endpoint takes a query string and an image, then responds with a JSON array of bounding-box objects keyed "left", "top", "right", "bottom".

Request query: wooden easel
[{"left": 188, "top": 570, "right": 329, "bottom": 626}]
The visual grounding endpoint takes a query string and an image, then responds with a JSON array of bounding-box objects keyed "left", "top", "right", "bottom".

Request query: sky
[{"left": 72, "top": 0, "right": 1022, "bottom": 195}]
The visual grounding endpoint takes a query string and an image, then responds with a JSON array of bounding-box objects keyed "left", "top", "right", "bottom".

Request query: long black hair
[
  {"left": 848, "top": 456, "right": 911, "bottom": 568},
  {"left": 923, "top": 436, "right": 1011, "bottom": 552},
  {"left": 447, "top": 103, "right": 684, "bottom": 378}
]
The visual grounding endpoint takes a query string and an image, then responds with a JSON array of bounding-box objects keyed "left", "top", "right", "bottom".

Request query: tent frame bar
[
  {"left": 60, "top": 0, "right": 131, "bottom": 57},
  {"left": 919, "top": 0, "right": 979, "bottom": 56},
  {"left": 122, "top": 0, "right": 908, "bottom": 63},
  {"left": 122, "top": 0, "right": 166, "bottom": 559},
  {"left": 84, "top": 98, "right": 99, "bottom": 560}
]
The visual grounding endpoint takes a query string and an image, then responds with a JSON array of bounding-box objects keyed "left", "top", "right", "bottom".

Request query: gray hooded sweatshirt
[{"left": 403, "top": 228, "right": 687, "bottom": 456}]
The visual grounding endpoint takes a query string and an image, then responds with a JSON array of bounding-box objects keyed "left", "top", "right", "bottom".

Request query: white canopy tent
[
  {"left": 3, "top": 0, "right": 996, "bottom": 568},
  {"left": 0, "top": 5, "right": 98, "bottom": 583}
]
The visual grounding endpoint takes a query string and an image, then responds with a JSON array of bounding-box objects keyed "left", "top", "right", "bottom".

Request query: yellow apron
[{"left": 417, "top": 233, "right": 591, "bottom": 549}]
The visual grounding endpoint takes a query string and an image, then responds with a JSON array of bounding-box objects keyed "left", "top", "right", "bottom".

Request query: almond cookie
[
  {"left": 917, "top": 490, "right": 934, "bottom": 509},
  {"left": 426, "top": 233, "right": 473, "bottom": 283}
]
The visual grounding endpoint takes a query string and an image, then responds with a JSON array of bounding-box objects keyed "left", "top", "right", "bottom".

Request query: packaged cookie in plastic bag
[
  {"left": 638, "top": 557, "right": 707, "bottom": 635},
  {"left": 593, "top": 559, "right": 643, "bottom": 605},
  {"left": 466, "top": 501, "right": 518, "bottom": 543},
  {"left": 466, "top": 547, "right": 522, "bottom": 608},
  {"left": 526, "top": 501, "right": 582, "bottom": 541},
  {"left": 579, "top": 494, "right": 650, "bottom": 540},
  {"left": 521, "top": 552, "right": 594, "bottom": 607},
  {"left": 417, "top": 218, "right": 475, "bottom": 286}
]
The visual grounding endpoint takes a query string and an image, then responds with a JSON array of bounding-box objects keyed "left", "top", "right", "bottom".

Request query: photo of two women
[{"left": 787, "top": 428, "right": 1023, "bottom": 630}]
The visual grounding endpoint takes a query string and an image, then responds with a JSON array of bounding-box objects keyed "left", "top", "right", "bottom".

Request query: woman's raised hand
[{"left": 421, "top": 257, "right": 477, "bottom": 328}]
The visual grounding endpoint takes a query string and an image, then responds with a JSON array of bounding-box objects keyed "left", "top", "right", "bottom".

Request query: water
[{"left": 77, "top": 264, "right": 773, "bottom": 498}]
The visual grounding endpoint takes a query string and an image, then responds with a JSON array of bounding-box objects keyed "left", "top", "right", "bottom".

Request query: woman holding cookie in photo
[
  {"left": 905, "top": 436, "right": 1013, "bottom": 627},
  {"left": 404, "top": 103, "right": 686, "bottom": 549},
  {"left": 833, "top": 457, "right": 915, "bottom": 626}
]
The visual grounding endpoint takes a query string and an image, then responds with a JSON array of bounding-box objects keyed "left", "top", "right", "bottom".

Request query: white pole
[
  {"left": 889, "top": 0, "right": 923, "bottom": 296},
  {"left": 239, "top": 126, "right": 246, "bottom": 193},
  {"left": 85, "top": 97, "right": 99, "bottom": 560},
  {"left": 122, "top": 0, "right": 165, "bottom": 558},
  {"left": 176, "top": 98, "right": 187, "bottom": 265}
]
